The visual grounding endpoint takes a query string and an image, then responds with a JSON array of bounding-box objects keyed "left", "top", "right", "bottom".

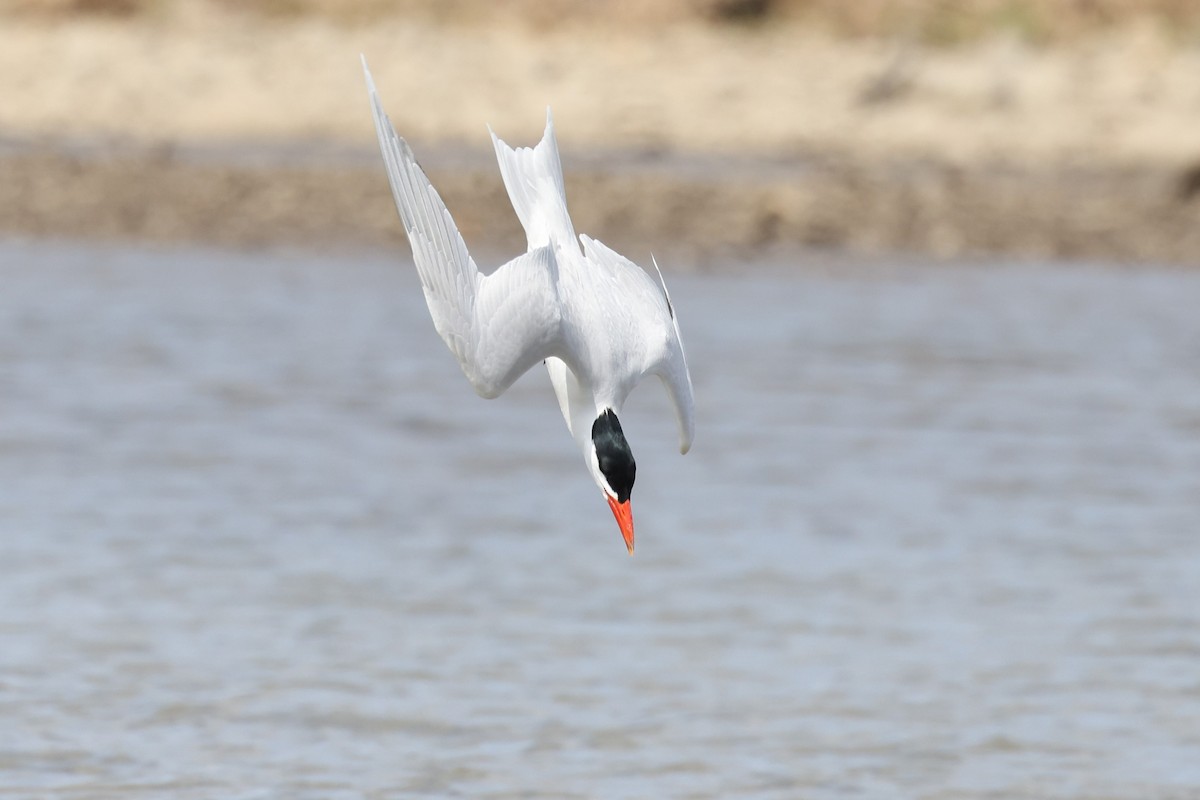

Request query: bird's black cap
[{"left": 592, "top": 409, "right": 636, "bottom": 503}]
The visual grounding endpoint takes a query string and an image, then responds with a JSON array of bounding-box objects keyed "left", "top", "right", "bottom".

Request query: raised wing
[
  {"left": 580, "top": 235, "right": 695, "bottom": 454},
  {"left": 364, "top": 57, "right": 561, "bottom": 398}
]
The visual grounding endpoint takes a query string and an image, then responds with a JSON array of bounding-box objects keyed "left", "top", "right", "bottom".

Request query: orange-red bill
[{"left": 606, "top": 495, "right": 635, "bottom": 555}]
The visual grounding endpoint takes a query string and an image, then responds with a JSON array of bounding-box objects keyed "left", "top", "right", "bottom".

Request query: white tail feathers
[{"left": 489, "top": 110, "right": 578, "bottom": 253}]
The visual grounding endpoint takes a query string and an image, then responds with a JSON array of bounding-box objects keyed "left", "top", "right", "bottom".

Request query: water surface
[{"left": 1, "top": 240, "right": 1198, "bottom": 798}]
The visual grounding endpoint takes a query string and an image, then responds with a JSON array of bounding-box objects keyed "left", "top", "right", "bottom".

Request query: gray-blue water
[{"left": 1, "top": 240, "right": 1198, "bottom": 798}]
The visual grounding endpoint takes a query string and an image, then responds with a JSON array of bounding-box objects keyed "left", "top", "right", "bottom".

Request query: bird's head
[{"left": 589, "top": 409, "right": 637, "bottom": 554}]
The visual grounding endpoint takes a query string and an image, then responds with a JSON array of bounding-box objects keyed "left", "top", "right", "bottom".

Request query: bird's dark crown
[{"left": 592, "top": 409, "right": 636, "bottom": 503}]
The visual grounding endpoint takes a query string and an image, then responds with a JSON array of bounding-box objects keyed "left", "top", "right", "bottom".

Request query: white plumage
[{"left": 363, "top": 58, "right": 693, "bottom": 552}]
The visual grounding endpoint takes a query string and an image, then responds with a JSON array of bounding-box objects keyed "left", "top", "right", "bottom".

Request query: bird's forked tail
[{"left": 490, "top": 110, "right": 577, "bottom": 252}]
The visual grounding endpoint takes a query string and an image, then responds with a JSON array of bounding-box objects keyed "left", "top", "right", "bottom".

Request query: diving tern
[{"left": 363, "top": 58, "right": 693, "bottom": 554}]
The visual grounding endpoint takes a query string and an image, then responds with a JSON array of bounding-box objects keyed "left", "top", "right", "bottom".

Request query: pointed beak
[{"left": 606, "top": 495, "right": 635, "bottom": 555}]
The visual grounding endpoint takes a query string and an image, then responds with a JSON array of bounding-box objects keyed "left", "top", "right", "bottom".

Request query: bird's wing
[
  {"left": 364, "top": 57, "right": 561, "bottom": 399},
  {"left": 648, "top": 253, "right": 695, "bottom": 454},
  {"left": 580, "top": 235, "right": 695, "bottom": 454}
]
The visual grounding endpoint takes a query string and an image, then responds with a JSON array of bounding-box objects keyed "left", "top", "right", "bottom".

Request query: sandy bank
[{"left": 4, "top": 15, "right": 1200, "bottom": 163}]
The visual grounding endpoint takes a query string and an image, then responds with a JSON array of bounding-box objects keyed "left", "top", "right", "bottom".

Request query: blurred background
[
  {"left": 3, "top": 0, "right": 1200, "bottom": 260},
  {"left": 2, "top": 2, "right": 1200, "bottom": 798}
]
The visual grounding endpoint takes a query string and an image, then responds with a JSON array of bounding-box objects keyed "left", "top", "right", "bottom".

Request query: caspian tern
[{"left": 363, "top": 58, "right": 694, "bottom": 554}]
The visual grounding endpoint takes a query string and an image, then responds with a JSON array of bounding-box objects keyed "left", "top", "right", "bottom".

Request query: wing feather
[{"left": 364, "top": 57, "right": 561, "bottom": 398}]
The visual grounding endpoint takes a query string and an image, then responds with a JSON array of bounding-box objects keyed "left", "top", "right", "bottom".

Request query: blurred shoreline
[
  {"left": 7, "top": 135, "right": 1199, "bottom": 266},
  {"left": 2, "top": 5, "right": 1200, "bottom": 264}
]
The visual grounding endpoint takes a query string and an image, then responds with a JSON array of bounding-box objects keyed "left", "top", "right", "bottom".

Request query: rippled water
[{"left": 1, "top": 239, "right": 1198, "bottom": 798}]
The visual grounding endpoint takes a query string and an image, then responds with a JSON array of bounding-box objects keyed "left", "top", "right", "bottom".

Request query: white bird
[{"left": 362, "top": 58, "right": 693, "bottom": 554}]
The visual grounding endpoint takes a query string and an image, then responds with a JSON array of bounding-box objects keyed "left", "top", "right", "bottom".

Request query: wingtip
[
  {"left": 651, "top": 252, "right": 667, "bottom": 281},
  {"left": 649, "top": 253, "right": 674, "bottom": 318},
  {"left": 361, "top": 54, "right": 376, "bottom": 92},
  {"left": 680, "top": 418, "right": 695, "bottom": 455}
]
